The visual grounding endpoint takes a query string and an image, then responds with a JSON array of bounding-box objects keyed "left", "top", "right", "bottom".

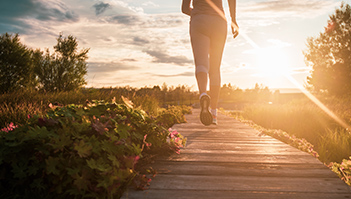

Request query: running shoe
[
  {"left": 212, "top": 115, "right": 218, "bottom": 125},
  {"left": 199, "top": 94, "right": 212, "bottom": 126}
]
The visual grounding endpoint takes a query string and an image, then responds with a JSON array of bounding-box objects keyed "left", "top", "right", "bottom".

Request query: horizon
[{"left": 1, "top": 0, "right": 350, "bottom": 90}]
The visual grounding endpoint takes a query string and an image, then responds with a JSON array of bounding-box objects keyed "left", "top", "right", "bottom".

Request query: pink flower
[{"left": 1, "top": 122, "right": 18, "bottom": 133}]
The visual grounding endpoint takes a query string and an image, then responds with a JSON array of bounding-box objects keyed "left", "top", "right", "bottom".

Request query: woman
[{"left": 182, "top": 0, "right": 239, "bottom": 125}]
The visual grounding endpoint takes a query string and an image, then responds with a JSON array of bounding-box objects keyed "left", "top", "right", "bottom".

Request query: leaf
[
  {"left": 46, "top": 156, "right": 60, "bottom": 175},
  {"left": 12, "top": 162, "right": 28, "bottom": 179},
  {"left": 86, "top": 158, "right": 98, "bottom": 170},
  {"left": 116, "top": 124, "right": 131, "bottom": 140},
  {"left": 27, "top": 165, "right": 39, "bottom": 176},
  {"left": 73, "top": 173, "right": 89, "bottom": 191},
  {"left": 51, "top": 133, "right": 72, "bottom": 151},
  {"left": 66, "top": 167, "right": 80, "bottom": 176},
  {"left": 30, "top": 178, "right": 46, "bottom": 190},
  {"left": 74, "top": 140, "right": 92, "bottom": 158},
  {"left": 92, "top": 120, "right": 109, "bottom": 135},
  {"left": 122, "top": 96, "right": 134, "bottom": 108},
  {"left": 86, "top": 158, "right": 111, "bottom": 172},
  {"left": 107, "top": 154, "right": 120, "bottom": 168}
]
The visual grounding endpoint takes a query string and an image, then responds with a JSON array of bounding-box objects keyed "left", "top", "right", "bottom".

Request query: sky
[{"left": 1, "top": 0, "right": 350, "bottom": 91}]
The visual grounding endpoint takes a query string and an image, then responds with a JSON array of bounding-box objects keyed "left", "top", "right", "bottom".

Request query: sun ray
[{"left": 204, "top": 0, "right": 351, "bottom": 132}]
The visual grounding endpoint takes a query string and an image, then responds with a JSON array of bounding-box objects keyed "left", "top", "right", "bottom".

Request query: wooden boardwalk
[{"left": 122, "top": 109, "right": 351, "bottom": 199}]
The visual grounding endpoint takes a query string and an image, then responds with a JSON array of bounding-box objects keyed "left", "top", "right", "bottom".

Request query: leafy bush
[
  {"left": 0, "top": 100, "right": 186, "bottom": 199},
  {"left": 156, "top": 105, "right": 192, "bottom": 128},
  {"left": 329, "top": 157, "right": 351, "bottom": 186}
]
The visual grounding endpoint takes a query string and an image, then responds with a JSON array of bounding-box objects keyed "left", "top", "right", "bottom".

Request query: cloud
[
  {"left": 88, "top": 61, "right": 139, "bottom": 74},
  {"left": 108, "top": 15, "right": 141, "bottom": 25},
  {"left": 0, "top": 0, "right": 78, "bottom": 33},
  {"left": 242, "top": 0, "right": 339, "bottom": 18},
  {"left": 152, "top": 71, "right": 194, "bottom": 77},
  {"left": 142, "top": 1, "right": 160, "bottom": 8},
  {"left": 93, "top": 1, "right": 111, "bottom": 15},
  {"left": 132, "top": 36, "right": 150, "bottom": 46},
  {"left": 144, "top": 49, "right": 193, "bottom": 66},
  {"left": 1, "top": 0, "right": 78, "bottom": 21},
  {"left": 121, "top": 58, "right": 137, "bottom": 62}
]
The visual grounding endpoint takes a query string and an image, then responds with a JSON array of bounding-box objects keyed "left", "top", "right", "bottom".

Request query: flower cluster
[
  {"left": 0, "top": 122, "right": 18, "bottom": 133},
  {"left": 168, "top": 128, "right": 186, "bottom": 154},
  {"left": 329, "top": 157, "right": 351, "bottom": 186}
]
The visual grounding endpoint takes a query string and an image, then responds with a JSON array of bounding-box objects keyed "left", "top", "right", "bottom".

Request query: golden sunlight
[{"left": 255, "top": 48, "right": 292, "bottom": 77}]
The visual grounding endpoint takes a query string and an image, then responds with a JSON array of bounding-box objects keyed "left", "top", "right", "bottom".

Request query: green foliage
[
  {"left": 329, "top": 157, "right": 351, "bottom": 186},
  {"left": 0, "top": 32, "right": 89, "bottom": 93},
  {"left": 156, "top": 105, "right": 192, "bottom": 128},
  {"left": 304, "top": 3, "right": 351, "bottom": 96},
  {"left": 0, "top": 33, "right": 35, "bottom": 93},
  {"left": 34, "top": 33, "right": 89, "bottom": 92},
  {"left": 0, "top": 100, "right": 185, "bottom": 199}
]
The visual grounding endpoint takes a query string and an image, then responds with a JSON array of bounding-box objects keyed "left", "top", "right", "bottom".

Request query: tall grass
[
  {"left": 243, "top": 100, "right": 333, "bottom": 146},
  {"left": 240, "top": 98, "right": 351, "bottom": 164},
  {"left": 319, "top": 128, "right": 351, "bottom": 163},
  {"left": 0, "top": 88, "right": 160, "bottom": 128}
]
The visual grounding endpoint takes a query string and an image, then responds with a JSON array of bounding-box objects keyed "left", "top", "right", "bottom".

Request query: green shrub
[
  {"left": 0, "top": 100, "right": 185, "bottom": 199},
  {"left": 329, "top": 157, "right": 351, "bottom": 186},
  {"left": 156, "top": 105, "right": 191, "bottom": 128}
]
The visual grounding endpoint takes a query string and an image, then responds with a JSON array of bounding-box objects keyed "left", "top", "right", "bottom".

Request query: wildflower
[
  {"left": 142, "top": 134, "right": 152, "bottom": 149},
  {"left": 1, "top": 122, "right": 18, "bottom": 133}
]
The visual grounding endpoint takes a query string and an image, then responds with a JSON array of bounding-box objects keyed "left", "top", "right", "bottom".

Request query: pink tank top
[{"left": 192, "top": 0, "right": 224, "bottom": 16}]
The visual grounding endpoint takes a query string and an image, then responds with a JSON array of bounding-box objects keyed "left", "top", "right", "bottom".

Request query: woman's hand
[
  {"left": 231, "top": 20, "right": 239, "bottom": 38},
  {"left": 182, "top": 0, "right": 192, "bottom": 16}
]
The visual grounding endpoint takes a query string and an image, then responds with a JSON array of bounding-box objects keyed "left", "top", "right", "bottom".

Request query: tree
[
  {"left": 304, "top": 3, "right": 351, "bottom": 96},
  {"left": 34, "top": 33, "right": 89, "bottom": 92},
  {"left": 0, "top": 33, "right": 34, "bottom": 93}
]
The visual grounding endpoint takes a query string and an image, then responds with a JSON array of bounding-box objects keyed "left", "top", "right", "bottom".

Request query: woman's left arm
[{"left": 182, "top": 0, "right": 192, "bottom": 16}]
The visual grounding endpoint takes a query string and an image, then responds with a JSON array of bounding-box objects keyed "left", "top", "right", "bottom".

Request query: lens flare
[{"left": 205, "top": 0, "right": 351, "bottom": 131}]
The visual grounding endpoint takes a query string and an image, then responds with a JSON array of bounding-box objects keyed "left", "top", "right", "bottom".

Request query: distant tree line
[
  {"left": 0, "top": 33, "right": 89, "bottom": 93},
  {"left": 2, "top": 3, "right": 351, "bottom": 97}
]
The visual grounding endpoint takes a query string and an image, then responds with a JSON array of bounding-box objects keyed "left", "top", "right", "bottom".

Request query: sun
[{"left": 255, "top": 47, "right": 292, "bottom": 77}]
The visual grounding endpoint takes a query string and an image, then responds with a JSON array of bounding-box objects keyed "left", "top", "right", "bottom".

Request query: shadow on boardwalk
[{"left": 123, "top": 109, "right": 351, "bottom": 199}]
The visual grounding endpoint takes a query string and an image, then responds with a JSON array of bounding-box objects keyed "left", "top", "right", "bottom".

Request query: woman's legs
[
  {"left": 209, "top": 28, "right": 227, "bottom": 109},
  {"left": 190, "top": 16, "right": 211, "bottom": 95},
  {"left": 190, "top": 15, "right": 226, "bottom": 123}
]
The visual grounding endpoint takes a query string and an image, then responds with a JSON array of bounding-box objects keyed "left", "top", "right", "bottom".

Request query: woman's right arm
[
  {"left": 182, "top": 0, "right": 192, "bottom": 16},
  {"left": 228, "top": 0, "right": 239, "bottom": 38}
]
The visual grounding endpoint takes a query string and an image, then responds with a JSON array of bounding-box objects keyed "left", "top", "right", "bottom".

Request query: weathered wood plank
[
  {"left": 121, "top": 109, "right": 351, "bottom": 199},
  {"left": 140, "top": 174, "right": 349, "bottom": 193},
  {"left": 123, "top": 190, "right": 351, "bottom": 199},
  {"left": 166, "top": 153, "right": 319, "bottom": 164},
  {"left": 152, "top": 161, "right": 337, "bottom": 178}
]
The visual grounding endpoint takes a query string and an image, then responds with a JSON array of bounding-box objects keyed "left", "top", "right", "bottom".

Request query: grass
[
  {"left": 319, "top": 128, "right": 351, "bottom": 163},
  {"left": 238, "top": 98, "right": 351, "bottom": 163},
  {"left": 225, "top": 95, "right": 351, "bottom": 185}
]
